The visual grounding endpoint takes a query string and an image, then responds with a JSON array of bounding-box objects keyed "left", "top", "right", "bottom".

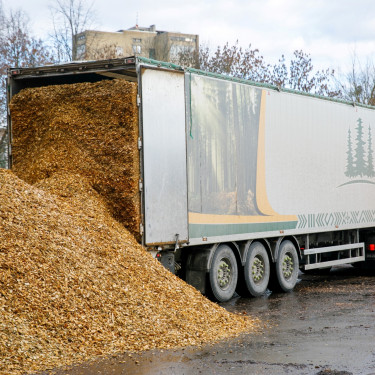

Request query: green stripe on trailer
[{"left": 189, "top": 221, "right": 298, "bottom": 239}]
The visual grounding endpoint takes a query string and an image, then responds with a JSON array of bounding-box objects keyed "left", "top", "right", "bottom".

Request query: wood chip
[
  {"left": 0, "top": 80, "right": 261, "bottom": 375},
  {"left": 9, "top": 79, "right": 141, "bottom": 240}
]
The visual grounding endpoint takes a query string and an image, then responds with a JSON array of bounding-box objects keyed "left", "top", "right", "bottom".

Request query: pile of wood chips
[
  {"left": 9, "top": 79, "right": 141, "bottom": 241},
  {"left": 0, "top": 79, "right": 260, "bottom": 375}
]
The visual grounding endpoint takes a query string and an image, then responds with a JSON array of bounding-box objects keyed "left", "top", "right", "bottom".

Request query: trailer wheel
[
  {"left": 209, "top": 244, "right": 238, "bottom": 302},
  {"left": 243, "top": 242, "right": 270, "bottom": 297},
  {"left": 272, "top": 240, "right": 299, "bottom": 292}
]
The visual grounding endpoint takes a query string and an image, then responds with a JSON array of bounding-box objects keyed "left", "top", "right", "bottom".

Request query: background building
[{"left": 75, "top": 24, "right": 199, "bottom": 62}]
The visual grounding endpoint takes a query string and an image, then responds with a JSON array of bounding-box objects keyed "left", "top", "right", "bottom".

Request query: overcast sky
[{"left": 5, "top": 0, "right": 375, "bottom": 73}]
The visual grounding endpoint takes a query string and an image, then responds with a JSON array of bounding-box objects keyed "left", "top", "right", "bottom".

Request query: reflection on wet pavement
[{"left": 39, "top": 266, "right": 375, "bottom": 375}]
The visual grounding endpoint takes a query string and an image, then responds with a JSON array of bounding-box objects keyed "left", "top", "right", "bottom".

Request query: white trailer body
[
  {"left": 185, "top": 73, "right": 375, "bottom": 241},
  {"left": 7, "top": 57, "right": 375, "bottom": 302}
]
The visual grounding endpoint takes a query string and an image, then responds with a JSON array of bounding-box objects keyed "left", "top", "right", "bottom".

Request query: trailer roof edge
[{"left": 137, "top": 56, "right": 375, "bottom": 111}]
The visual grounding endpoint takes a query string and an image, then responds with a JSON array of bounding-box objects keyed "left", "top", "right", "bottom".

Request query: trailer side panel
[{"left": 187, "top": 73, "right": 375, "bottom": 244}]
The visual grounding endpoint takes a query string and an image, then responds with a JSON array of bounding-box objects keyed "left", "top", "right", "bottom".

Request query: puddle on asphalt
[{"left": 39, "top": 266, "right": 375, "bottom": 375}]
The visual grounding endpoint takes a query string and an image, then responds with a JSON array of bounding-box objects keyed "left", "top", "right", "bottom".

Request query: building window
[
  {"left": 170, "top": 36, "right": 195, "bottom": 42},
  {"left": 76, "top": 44, "right": 86, "bottom": 58},
  {"left": 132, "top": 45, "right": 141, "bottom": 54},
  {"left": 132, "top": 38, "right": 142, "bottom": 43},
  {"left": 170, "top": 44, "right": 194, "bottom": 59},
  {"left": 116, "top": 46, "right": 124, "bottom": 56}
]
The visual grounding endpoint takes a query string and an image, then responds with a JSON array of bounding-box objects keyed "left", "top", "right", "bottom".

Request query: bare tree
[
  {"left": 0, "top": 6, "right": 53, "bottom": 166},
  {"left": 85, "top": 42, "right": 119, "bottom": 60},
  {"left": 177, "top": 41, "right": 272, "bottom": 82},
  {"left": 176, "top": 45, "right": 200, "bottom": 69},
  {"left": 191, "top": 41, "right": 272, "bottom": 83},
  {"left": 50, "top": 0, "right": 96, "bottom": 62},
  {"left": 277, "top": 50, "right": 340, "bottom": 97},
  {"left": 0, "top": 10, "right": 53, "bottom": 69},
  {"left": 153, "top": 35, "right": 173, "bottom": 62},
  {"left": 0, "top": 9, "right": 53, "bottom": 119},
  {"left": 336, "top": 54, "right": 375, "bottom": 105},
  {"left": 0, "top": 1, "right": 4, "bottom": 32},
  {"left": 177, "top": 42, "right": 339, "bottom": 97}
]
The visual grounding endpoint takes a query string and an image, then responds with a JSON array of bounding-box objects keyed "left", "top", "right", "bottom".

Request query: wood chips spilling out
[
  {"left": 0, "top": 79, "right": 260, "bottom": 375},
  {"left": 9, "top": 79, "right": 141, "bottom": 241}
]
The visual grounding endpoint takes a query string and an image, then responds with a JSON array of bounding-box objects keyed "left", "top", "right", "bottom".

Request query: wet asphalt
[{"left": 39, "top": 265, "right": 375, "bottom": 375}]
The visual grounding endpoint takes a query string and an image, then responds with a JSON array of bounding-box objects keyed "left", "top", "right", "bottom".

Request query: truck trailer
[{"left": 7, "top": 56, "right": 375, "bottom": 302}]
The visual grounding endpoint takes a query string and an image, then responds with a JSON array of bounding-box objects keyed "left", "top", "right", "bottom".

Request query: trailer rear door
[{"left": 141, "top": 68, "right": 188, "bottom": 246}]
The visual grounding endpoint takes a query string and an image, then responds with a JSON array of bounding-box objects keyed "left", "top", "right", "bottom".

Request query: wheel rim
[
  {"left": 217, "top": 258, "right": 232, "bottom": 290},
  {"left": 251, "top": 255, "right": 265, "bottom": 284},
  {"left": 282, "top": 253, "right": 294, "bottom": 280}
]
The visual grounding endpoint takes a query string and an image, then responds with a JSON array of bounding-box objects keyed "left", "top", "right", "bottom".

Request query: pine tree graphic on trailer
[{"left": 345, "top": 118, "right": 375, "bottom": 178}]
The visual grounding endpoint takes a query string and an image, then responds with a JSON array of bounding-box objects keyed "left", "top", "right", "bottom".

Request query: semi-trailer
[{"left": 7, "top": 56, "right": 375, "bottom": 302}]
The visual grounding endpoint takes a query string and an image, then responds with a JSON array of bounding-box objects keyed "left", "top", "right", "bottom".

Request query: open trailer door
[{"left": 140, "top": 67, "right": 188, "bottom": 247}]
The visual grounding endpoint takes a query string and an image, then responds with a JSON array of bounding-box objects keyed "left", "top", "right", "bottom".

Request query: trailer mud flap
[{"left": 185, "top": 249, "right": 212, "bottom": 294}]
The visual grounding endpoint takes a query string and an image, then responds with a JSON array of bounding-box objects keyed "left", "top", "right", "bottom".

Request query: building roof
[
  {"left": 126, "top": 24, "right": 157, "bottom": 32},
  {"left": 116, "top": 25, "right": 194, "bottom": 36}
]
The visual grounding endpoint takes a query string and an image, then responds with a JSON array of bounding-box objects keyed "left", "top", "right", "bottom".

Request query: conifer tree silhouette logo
[{"left": 344, "top": 118, "right": 375, "bottom": 183}]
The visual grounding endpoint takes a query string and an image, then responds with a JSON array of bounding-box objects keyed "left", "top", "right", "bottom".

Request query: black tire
[
  {"left": 209, "top": 244, "right": 238, "bottom": 302},
  {"left": 243, "top": 242, "right": 270, "bottom": 297},
  {"left": 271, "top": 240, "right": 299, "bottom": 293}
]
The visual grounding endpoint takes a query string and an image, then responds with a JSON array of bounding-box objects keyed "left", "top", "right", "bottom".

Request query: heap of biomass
[
  {"left": 0, "top": 170, "right": 259, "bottom": 375},
  {"left": 0, "top": 79, "right": 260, "bottom": 375},
  {"left": 9, "top": 79, "right": 141, "bottom": 240}
]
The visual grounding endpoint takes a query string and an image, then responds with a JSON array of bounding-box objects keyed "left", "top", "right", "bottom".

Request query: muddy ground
[{"left": 39, "top": 265, "right": 375, "bottom": 375}]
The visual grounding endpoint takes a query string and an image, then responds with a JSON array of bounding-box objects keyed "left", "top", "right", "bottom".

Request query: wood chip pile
[
  {"left": 1, "top": 80, "right": 260, "bottom": 375},
  {"left": 0, "top": 170, "right": 258, "bottom": 374},
  {"left": 9, "top": 79, "right": 141, "bottom": 240}
]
